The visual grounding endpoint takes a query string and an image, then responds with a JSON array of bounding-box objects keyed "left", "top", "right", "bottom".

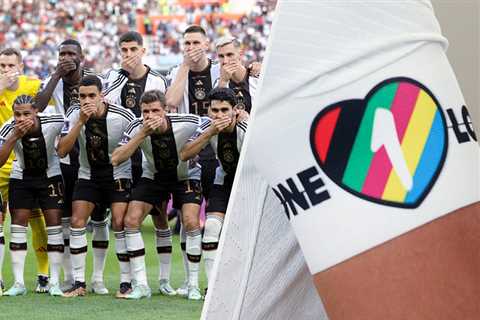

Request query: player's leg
[
  {"left": 59, "top": 162, "right": 77, "bottom": 289},
  {"left": 179, "top": 179, "right": 203, "bottom": 300},
  {"left": 4, "top": 178, "right": 37, "bottom": 296},
  {"left": 63, "top": 199, "right": 95, "bottom": 297},
  {"left": 89, "top": 204, "right": 109, "bottom": 295},
  {"left": 111, "top": 200, "right": 131, "bottom": 298},
  {"left": 0, "top": 168, "right": 9, "bottom": 295},
  {"left": 109, "top": 178, "right": 132, "bottom": 299},
  {"left": 4, "top": 208, "right": 30, "bottom": 296},
  {"left": 40, "top": 176, "right": 65, "bottom": 296},
  {"left": 177, "top": 214, "right": 190, "bottom": 297},
  {"left": 43, "top": 208, "right": 64, "bottom": 296},
  {"left": 124, "top": 200, "right": 152, "bottom": 299},
  {"left": 202, "top": 184, "right": 229, "bottom": 284},
  {"left": 29, "top": 208, "right": 49, "bottom": 293},
  {"left": 0, "top": 201, "right": 4, "bottom": 296},
  {"left": 151, "top": 201, "right": 176, "bottom": 296}
]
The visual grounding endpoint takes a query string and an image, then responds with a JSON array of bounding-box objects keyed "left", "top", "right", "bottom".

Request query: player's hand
[
  {"left": 235, "top": 109, "right": 249, "bottom": 122},
  {"left": 184, "top": 47, "right": 204, "bottom": 67},
  {"left": 210, "top": 116, "right": 232, "bottom": 134},
  {"left": 220, "top": 62, "right": 238, "bottom": 82},
  {"left": 13, "top": 119, "right": 34, "bottom": 138},
  {"left": 121, "top": 53, "right": 141, "bottom": 74},
  {"left": 54, "top": 59, "right": 77, "bottom": 78},
  {"left": 79, "top": 103, "right": 96, "bottom": 123},
  {"left": 248, "top": 61, "right": 261, "bottom": 77},
  {"left": 143, "top": 117, "right": 165, "bottom": 135},
  {"left": 0, "top": 71, "right": 20, "bottom": 91}
]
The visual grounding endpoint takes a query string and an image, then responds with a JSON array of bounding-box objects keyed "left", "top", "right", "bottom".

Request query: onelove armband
[{"left": 248, "top": 1, "right": 479, "bottom": 274}]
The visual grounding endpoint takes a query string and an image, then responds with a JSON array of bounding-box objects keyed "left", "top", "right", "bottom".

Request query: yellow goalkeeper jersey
[{"left": 0, "top": 75, "right": 41, "bottom": 171}]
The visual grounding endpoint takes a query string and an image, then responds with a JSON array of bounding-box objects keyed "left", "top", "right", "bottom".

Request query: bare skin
[{"left": 314, "top": 201, "right": 480, "bottom": 320}]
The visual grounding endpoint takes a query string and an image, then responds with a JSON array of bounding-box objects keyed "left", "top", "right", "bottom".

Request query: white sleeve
[
  {"left": 62, "top": 108, "right": 80, "bottom": 135},
  {"left": 244, "top": 0, "right": 479, "bottom": 274},
  {"left": 119, "top": 120, "right": 141, "bottom": 146}
]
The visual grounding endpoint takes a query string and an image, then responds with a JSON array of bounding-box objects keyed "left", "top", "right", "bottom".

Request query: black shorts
[
  {"left": 60, "top": 163, "right": 79, "bottom": 218},
  {"left": 131, "top": 178, "right": 202, "bottom": 208},
  {"left": 72, "top": 178, "right": 131, "bottom": 205},
  {"left": 206, "top": 183, "right": 232, "bottom": 214},
  {"left": 9, "top": 175, "right": 64, "bottom": 211},
  {"left": 199, "top": 158, "right": 219, "bottom": 200}
]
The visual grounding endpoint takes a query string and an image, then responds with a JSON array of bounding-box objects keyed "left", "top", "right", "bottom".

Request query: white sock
[
  {"left": 0, "top": 224, "right": 4, "bottom": 281},
  {"left": 202, "top": 215, "right": 224, "bottom": 282},
  {"left": 186, "top": 228, "right": 202, "bottom": 288},
  {"left": 91, "top": 218, "right": 109, "bottom": 283},
  {"left": 155, "top": 227, "right": 172, "bottom": 282},
  {"left": 114, "top": 230, "right": 131, "bottom": 284},
  {"left": 70, "top": 227, "right": 87, "bottom": 283},
  {"left": 180, "top": 223, "right": 189, "bottom": 284},
  {"left": 10, "top": 225, "right": 27, "bottom": 286},
  {"left": 61, "top": 217, "right": 73, "bottom": 283},
  {"left": 47, "top": 226, "right": 64, "bottom": 286},
  {"left": 125, "top": 228, "right": 148, "bottom": 287}
]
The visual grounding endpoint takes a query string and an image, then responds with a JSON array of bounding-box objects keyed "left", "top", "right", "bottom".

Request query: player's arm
[
  {"left": 34, "top": 74, "right": 61, "bottom": 112},
  {"left": 0, "top": 122, "right": 31, "bottom": 167},
  {"left": 57, "top": 119, "right": 83, "bottom": 158},
  {"left": 111, "top": 131, "right": 145, "bottom": 166},
  {"left": 180, "top": 117, "right": 229, "bottom": 161},
  {"left": 35, "top": 59, "right": 77, "bottom": 111},
  {"left": 165, "top": 64, "right": 189, "bottom": 107},
  {"left": 180, "top": 130, "right": 212, "bottom": 161},
  {"left": 57, "top": 105, "right": 94, "bottom": 157},
  {"left": 112, "top": 117, "right": 160, "bottom": 166}
]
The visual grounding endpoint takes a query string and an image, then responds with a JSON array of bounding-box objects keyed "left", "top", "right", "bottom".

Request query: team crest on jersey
[
  {"left": 126, "top": 85, "right": 137, "bottom": 109},
  {"left": 194, "top": 87, "right": 206, "bottom": 100},
  {"left": 310, "top": 78, "right": 448, "bottom": 209}
]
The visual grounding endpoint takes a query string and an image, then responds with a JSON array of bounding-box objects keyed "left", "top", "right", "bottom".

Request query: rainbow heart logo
[{"left": 310, "top": 78, "right": 448, "bottom": 208}]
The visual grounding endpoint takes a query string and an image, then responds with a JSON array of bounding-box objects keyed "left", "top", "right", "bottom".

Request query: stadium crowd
[{"left": 0, "top": 0, "right": 275, "bottom": 76}]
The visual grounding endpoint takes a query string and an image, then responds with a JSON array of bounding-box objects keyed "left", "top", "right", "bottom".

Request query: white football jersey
[
  {"left": 0, "top": 114, "right": 64, "bottom": 179},
  {"left": 62, "top": 103, "right": 135, "bottom": 180},
  {"left": 120, "top": 114, "right": 202, "bottom": 181}
]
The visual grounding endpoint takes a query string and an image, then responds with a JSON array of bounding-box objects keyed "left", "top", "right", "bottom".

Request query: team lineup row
[{"left": 0, "top": 25, "right": 255, "bottom": 300}]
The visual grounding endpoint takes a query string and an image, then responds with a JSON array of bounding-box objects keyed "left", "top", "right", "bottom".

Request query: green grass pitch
[{"left": 0, "top": 217, "right": 205, "bottom": 320}]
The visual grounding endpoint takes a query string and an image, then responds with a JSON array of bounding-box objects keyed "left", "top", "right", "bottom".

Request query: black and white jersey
[
  {"left": 40, "top": 68, "right": 99, "bottom": 165},
  {"left": 191, "top": 118, "right": 247, "bottom": 185},
  {"left": 166, "top": 60, "right": 221, "bottom": 115},
  {"left": 62, "top": 104, "right": 135, "bottom": 181},
  {"left": 226, "top": 69, "right": 259, "bottom": 113},
  {"left": 0, "top": 114, "right": 64, "bottom": 179},
  {"left": 103, "top": 66, "right": 167, "bottom": 117},
  {"left": 120, "top": 114, "right": 201, "bottom": 182},
  {"left": 40, "top": 69, "right": 98, "bottom": 116}
]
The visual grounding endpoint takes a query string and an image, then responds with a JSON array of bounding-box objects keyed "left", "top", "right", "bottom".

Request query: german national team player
[
  {"left": 0, "top": 95, "right": 65, "bottom": 296},
  {"left": 180, "top": 87, "right": 247, "bottom": 285},
  {"left": 112, "top": 90, "right": 203, "bottom": 300},
  {"left": 57, "top": 76, "right": 135, "bottom": 298}
]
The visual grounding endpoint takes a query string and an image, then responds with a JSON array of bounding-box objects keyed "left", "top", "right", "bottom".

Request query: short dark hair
[
  {"left": 13, "top": 95, "right": 34, "bottom": 109},
  {"left": 59, "top": 39, "right": 82, "bottom": 53},
  {"left": 0, "top": 48, "right": 22, "bottom": 62},
  {"left": 207, "top": 87, "right": 237, "bottom": 108},
  {"left": 119, "top": 31, "right": 143, "bottom": 46},
  {"left": 140, "top": 90, "right": 166, "bottom": 107},
  {"left": 79, "top": 75, "right": 102, "bottom": 92},
  {"left": 183, "top": 25, "right": 206, "bottom": 37}
]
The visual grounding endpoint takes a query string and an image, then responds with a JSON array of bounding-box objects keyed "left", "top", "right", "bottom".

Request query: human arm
[{"left": 0, "top": 120, "right": 33, "bottom": 167}]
